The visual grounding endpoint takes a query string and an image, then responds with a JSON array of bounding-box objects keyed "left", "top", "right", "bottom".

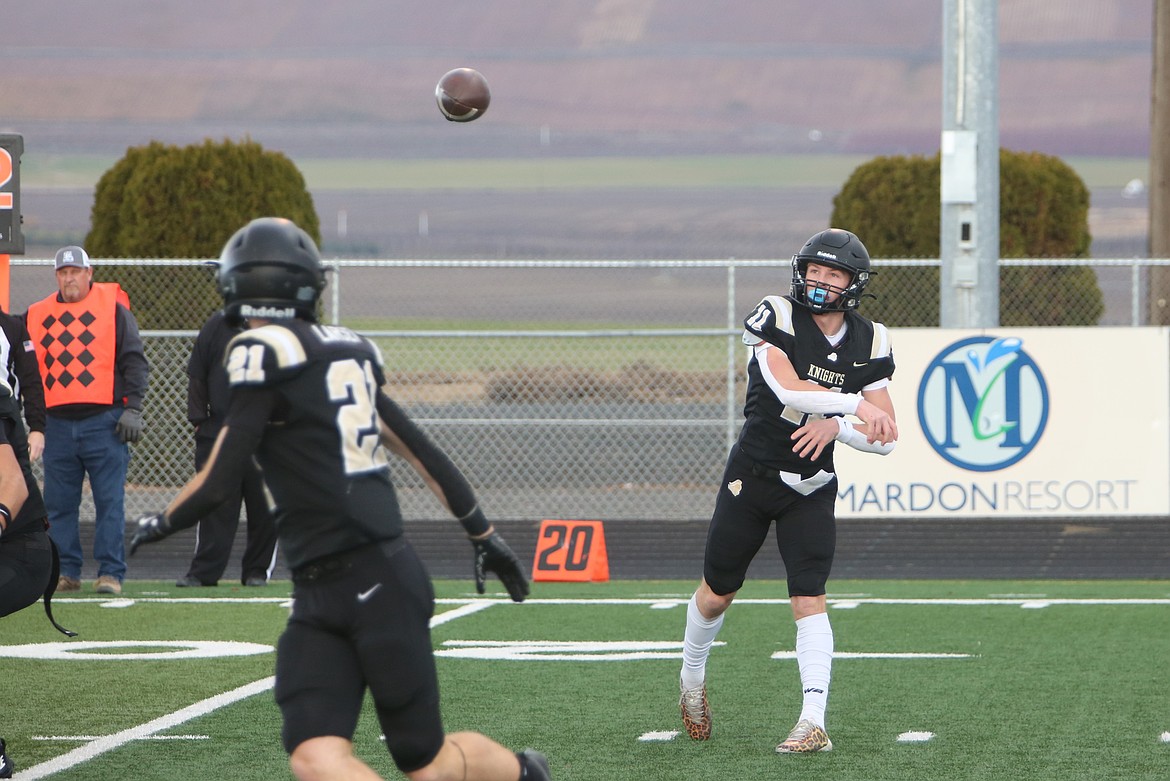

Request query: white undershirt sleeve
[
  {"left": 755, "top": 343, "right": 863, "bottom": 416},
  {"left": 835, "top": 417, "right": 896, "bottom": 455}
]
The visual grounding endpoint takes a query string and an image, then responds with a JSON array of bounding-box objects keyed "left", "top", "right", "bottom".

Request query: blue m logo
[{"left": 917, "top": 336, "right": 1049, "bottom": 471}]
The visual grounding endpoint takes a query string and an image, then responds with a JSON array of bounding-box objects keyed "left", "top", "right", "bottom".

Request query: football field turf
[{"left": 2, "top": 578, "right": 1168, "bottom": 780}]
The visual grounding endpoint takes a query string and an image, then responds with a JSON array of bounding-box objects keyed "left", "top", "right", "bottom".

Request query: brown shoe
[
  {"left": 94, "top": 575, "right": 122, "bottom": 595},
  {"left": 57, "top": 575, "right": 81, "bottom": 592},
  {"left": 679, "top": 680, "right": 712, "bottom": 741},
  {"left": 775, "top": 719, "right": 833, "bottom": 753}
]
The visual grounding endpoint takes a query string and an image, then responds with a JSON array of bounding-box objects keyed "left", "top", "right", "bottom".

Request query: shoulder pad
[
  {"left": 364, "top": 336, "right": 387, "bottom": 380},
  {"left": 356, "top": 334, "right": 383, "bottom": 368},
  {"left": 224, "top": 324, "right": 308, "bottom": 387},
  {"left": 869, "top": 321, "right": 893, "bottom": 360},
  {"left": 743, "top": 295, "right": 794, "bottom": 346}
]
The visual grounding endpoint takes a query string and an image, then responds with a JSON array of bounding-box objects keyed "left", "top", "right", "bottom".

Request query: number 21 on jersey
[{"left": 327, "top": 358, "right": 388, "bottom": 475}]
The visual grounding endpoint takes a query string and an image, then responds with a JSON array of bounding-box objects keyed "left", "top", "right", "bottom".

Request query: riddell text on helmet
[{"left": 240, "top": 304, "right": 297, "bottom": 319}]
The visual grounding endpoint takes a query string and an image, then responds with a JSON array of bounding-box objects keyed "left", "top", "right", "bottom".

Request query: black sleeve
[
  {"left": 374, "top": 389, "right": 489, "bottom": 535},
  {"left": 186, "top": 322, "right": 212, "bottom": 425},
  {"left": 6, "top": 317, "right": 45, "bottom": 433},
  {"left": 164, "top": 386, "right": 273, "bottom": 533},
  {"left": 115, "top": 305, "right": 150, "bottom": 409}
]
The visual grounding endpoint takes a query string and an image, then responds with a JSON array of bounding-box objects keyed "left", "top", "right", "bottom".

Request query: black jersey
[
  {"left": 224, "top": 320, "right": 402, "bottom": 569},
  {"left": 0, "top": 391, "right": 47, "bottom": 536},
  {"left": 737, "top": 295, "right": 894, "bottom": 474},
  {"left": 0, "top": 310, "right": 46, "bottom": 434}
]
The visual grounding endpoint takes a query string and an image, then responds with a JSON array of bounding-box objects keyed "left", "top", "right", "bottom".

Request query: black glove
[
  {"left": 129, "top": 512, "right": 171, "bottom": 555},
  {"left": 472, "top": 531, "right": 529, "bottom": 602},
  {"left": 116, "top": 407, "right": 145, "bottom": 444}
]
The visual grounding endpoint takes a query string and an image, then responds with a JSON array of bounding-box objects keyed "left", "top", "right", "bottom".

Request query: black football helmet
[
  {"left": 217, "top": 217, "right": 326, "bottom": 325},
  {"left": 789, "top": 228, "right": 873, "bottom": 313}
]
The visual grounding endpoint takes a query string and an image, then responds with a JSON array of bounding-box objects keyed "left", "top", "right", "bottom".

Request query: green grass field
[{"left": 3, "top": 579, "right": 1168, "bottom": 780}]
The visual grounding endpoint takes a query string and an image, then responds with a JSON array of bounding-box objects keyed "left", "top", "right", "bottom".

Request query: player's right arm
[
  {"left": 130, "top": 328, "right": 284, "bottom": 552},
  {"left": 745, "top": 295, "right": 876, "bottom": 418},
  {"left": 759, "top": 342, "right": 894, "bottom": 438},
  {"left": 129, "top": 388, "right": 272, "bottom": 553}
]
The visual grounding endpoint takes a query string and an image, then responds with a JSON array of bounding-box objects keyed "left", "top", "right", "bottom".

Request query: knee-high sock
[
  {"left": 680, "top": 593, "right": 724, "bottom": 689},
  {"left": 795, "top": 612, "right": 833, "bottom": 727}
]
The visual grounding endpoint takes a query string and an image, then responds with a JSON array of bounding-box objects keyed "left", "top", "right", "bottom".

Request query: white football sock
[
  {"left": 794, "top": 612, "right": 834, "bottom": 727},
  {"left": 680, "top": 593, "right": 724, "bottom": 689}
]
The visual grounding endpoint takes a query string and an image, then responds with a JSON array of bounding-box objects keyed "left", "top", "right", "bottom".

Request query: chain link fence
[{"left": 9, "top": 256, "right": 1167, "bottom": 524}]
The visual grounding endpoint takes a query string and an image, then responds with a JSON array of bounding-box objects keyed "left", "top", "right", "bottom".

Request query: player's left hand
[
  {"left": 471, "top": 531, "right": 530, "bottom": 602},
  {"left": 791, "top": 418, "right": 840, "bottom": 461},
  {"left": 856, "top": 398, "right": 898, "bottom": 444},
  {"left": 129, "top": 512, "right": 171, "bottom": 554}
]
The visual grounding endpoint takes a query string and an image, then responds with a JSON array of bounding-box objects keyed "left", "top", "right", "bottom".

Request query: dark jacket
[
  {"left": 187, "top": 311, "right": 240, "bottom": 441},
  {"left": 0, "top": 308, "right": 46, "bottom": 433}
]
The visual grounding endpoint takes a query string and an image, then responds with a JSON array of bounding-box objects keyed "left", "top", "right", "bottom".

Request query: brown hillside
[{"left": 2, "top": 0, "right": 1153, "bottom": 156}]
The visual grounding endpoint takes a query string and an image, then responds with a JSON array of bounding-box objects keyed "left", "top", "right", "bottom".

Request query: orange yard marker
[{"left": 532, "top": 520, "right": 609, "bottom": 582}]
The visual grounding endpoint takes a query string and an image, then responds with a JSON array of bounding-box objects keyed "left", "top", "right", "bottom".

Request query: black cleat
[
  {"left": 0, "top": 737, "right": 14, "bottom": 778},
  {"left": 175, "top": 576, "right": 215, "bottom": 587},
  {"left": 518, "top": 749, "right": 550, "bottom": 780}
]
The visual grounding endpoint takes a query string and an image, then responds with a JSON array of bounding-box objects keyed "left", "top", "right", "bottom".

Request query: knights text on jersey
[
  {"left": 223, "top": 320, "right": 401, "bottom": 566},
  {"left": 737, "top": 295, "right": 895, "bottom": 473}
]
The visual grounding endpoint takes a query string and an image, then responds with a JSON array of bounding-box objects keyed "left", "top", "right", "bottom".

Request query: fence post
[
  {"left": 726, "top": 261, "right": 738, "bottom": 453},
  {"left": 1133, "top": 260, "right": 1142, "bottom": 327},
  {"left": 331, "top": 261, "right": 341, "bottom": 325}
]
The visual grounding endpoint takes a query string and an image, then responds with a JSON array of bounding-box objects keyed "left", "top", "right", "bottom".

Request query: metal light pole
[
  {"left": 940, "top": 0, "right": 999, "bottom": 328},
  {"left": 1150, "top": 0, "right": 1170, "bottom": 324}
]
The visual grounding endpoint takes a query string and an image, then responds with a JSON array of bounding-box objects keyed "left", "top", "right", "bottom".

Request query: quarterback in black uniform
[
  {"left": 677, "top": 229, "right": 897, "bottom": 754},
  {"left": 130, "top": 218, "right": 550, "bottom": 781}
]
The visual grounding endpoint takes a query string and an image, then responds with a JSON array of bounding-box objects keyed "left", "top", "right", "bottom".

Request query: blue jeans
[{"left": 44, "top": 410, "right": 130, "bottom": 582}]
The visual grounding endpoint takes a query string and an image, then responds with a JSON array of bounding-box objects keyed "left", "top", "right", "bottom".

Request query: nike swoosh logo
[
  {"left": 356, "top": 583, "right": 382, "bottom": 603},
  {"left": 852, "top": 361, "right": 868, "bottom": 367}
]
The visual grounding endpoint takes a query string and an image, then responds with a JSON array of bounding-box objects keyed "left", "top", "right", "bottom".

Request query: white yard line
[
  {"left": 32, "top": 735, "right": 209, "bottom": 742},
  {"left": 16, "top": 677, "right": 275, "bottom": 781},
  {"left": 17, "top": 600, "right": 496, "bottom": 778},
  {"left": 896, "top": 731, "right": 937, "bottom": 743},
  {"left": 15, "top": 593, "right": 1167, "bottom": 775},
  {"left": 432, "top": 600, "right": 496, "bottom": 626}
]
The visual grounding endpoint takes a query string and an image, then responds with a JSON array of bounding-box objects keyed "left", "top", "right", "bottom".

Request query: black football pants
[{"left": 183, "top": 436, "right": 277, "bottom": 584}]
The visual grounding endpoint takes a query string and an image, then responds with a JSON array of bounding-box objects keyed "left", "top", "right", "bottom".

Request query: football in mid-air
[{"left": 435, "top": 68, "right": 491, "bottom": 122}]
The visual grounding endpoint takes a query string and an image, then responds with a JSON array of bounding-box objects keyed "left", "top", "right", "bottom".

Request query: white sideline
[{"left": 16, "top": 601, "right": 496, "bottom": 778}]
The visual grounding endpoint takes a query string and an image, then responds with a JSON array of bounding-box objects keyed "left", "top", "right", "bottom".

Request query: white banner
[{"left": 833, "top": 327, "right": 1170, "bottom": 518}]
